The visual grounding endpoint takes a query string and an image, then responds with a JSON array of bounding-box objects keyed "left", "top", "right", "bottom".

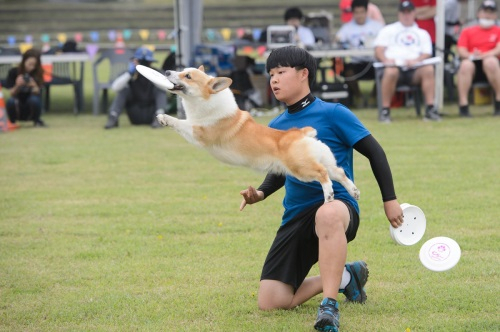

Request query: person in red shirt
[
  {"left": 409, "top": 0, "right": 436, "bottom": 50},
  {"left": 456, "top": 0, "right": 500, "bottom": 117}
]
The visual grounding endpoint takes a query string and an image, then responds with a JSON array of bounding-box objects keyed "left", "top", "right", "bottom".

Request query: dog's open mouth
[{"left": 169, "top": 84, "right": 184, "bottom": 91}]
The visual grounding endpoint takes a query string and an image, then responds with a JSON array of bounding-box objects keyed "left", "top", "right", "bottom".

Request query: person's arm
[
  {"left": 353, "top": 134, "right": 403, "bottom": 227},
  {"left": 415, "top": 5, "right": 436, "bottom": 20},
  {"left": 239, "top": 173, "right": 285, "bottom": 211}
]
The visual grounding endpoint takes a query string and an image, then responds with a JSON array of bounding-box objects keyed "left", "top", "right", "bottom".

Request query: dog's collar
[{"left": 287, "top": 93, "right": 316, "bottom": 114}]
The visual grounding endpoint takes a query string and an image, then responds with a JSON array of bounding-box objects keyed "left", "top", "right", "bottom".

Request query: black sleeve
[
  {"left": 4, "top": 68, "right": 18, "bottom": 89},
  {"left": 353, "top": 134, "right": 397, "bottom": 202},
  {"left": 257, "top": 172, "right": 285, "bottom": 199}
]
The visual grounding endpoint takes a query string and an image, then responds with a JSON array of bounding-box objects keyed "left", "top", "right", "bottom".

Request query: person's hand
[
  {"left": 239, "top": 186, "right": 264, "bottom": 211},
  {"left": 15, "top": 75, "right": 27, "bottom": 87},
  {"left": 384, "top": 199, "right": 403, "bottom": 228},
  {"left": 128, "top": 61, "right": 137, "bottom": 75}
]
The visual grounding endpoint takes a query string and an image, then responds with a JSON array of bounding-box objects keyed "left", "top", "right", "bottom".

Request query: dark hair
[
  {"left": 266, "top": 46, "right": 317, "bottom": 87},
  {"left": 284, "top": 7, "right": 304, "bottom": 21},
  {"left": 17, "top": 48, "right": 43, "bottom": 87},
  {"left": 351, "top": 0, "right": 369, "bottom": 10}
]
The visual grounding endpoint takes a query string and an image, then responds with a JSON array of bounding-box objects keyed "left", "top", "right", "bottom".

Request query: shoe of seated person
[
  {"left": 104, "top": 116, "right": 119, "bottom": 129},
  {"left": 424, "top": 107, "right": 442, "bottom": 121},
  {"left": 151, "top": 117, "right": 162, "bottom": 129},
  {"left": 314, "top": 298, "right": 339, "bottom": 332},
  {"left": 342, "top": 261, "right": 369, "bottom": 303},
  {"left": 378, "top": 108, "right": 391, "bottom": 123},
  {"left": 34, "top": 119, "right": 47, "bottom": 127}
]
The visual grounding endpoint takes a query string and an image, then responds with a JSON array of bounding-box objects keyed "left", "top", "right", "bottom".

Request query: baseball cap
[
  {"left": 399, "top": 1, "right": 415, "bottom": 11},
  {"left": 133, "top": 47, "right": 156, "bottom": 62},
  {"left": 480, "top": 0, "right": 497, "bottom": 10}
]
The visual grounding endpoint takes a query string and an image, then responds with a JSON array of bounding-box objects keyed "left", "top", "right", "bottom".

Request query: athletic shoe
[
  {"left": 34, "top": 120, "right": 47, "bottom": 127},
  {"left": 378, "top": 108, "right": 391, "bottom": 123},
  {"left": 343, "top": 261, "right": 369, "bottom": 303},
  {"left": 314, "top": 297, "right": 339, "bottom": 332},
  {"left": 104, "top": 116, "right": 118, "bottom": 129},
  {"left": 424, "top": 107, "right": 442, "bottom": 121}
]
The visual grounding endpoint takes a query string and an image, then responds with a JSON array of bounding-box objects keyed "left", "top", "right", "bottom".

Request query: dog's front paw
[{"left": 156, "top": 114, "right": 171, "bottom": 127}]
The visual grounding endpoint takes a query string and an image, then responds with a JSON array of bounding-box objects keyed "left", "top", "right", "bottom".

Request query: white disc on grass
[
  {"left": 136, "top": 65, "right": 174, "bottom": 90},
  {"left": 390, "top": 203, "right": 426, "bottom": 246},
  {"left": 419, "top": 237, "right": 461, "bottom": 272}
]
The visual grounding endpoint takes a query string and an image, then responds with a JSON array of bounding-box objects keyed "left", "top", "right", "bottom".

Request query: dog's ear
[
  {"left": 198, "top": 65, "right": 205, "bottom": 72},
  {"left": 209, "top": 77, "right": 232, "bottom": 93}
]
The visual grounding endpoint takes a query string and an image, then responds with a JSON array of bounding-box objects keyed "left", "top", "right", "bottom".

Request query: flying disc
[
  {"left": 136, "top": 65, "right": 174, "bottom": 90},
  {"left": 390, "top": 203, "right": 426, "bottom": 246},
  {"left": 419, "top": 237, "right": 461, "bottom": 272}
]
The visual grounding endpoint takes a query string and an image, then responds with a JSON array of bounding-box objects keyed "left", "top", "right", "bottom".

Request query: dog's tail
[{"left": 300, "top": 126, "right": 317, "bottom": 138}]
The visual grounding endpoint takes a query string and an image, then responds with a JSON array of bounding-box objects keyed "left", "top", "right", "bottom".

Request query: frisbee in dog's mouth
[{"left": 136, "top": 65, "right": 174, "bottom": 90}]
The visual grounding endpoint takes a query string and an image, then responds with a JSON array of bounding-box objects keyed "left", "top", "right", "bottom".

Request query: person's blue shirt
[{"left": 268, "top": 98, "right": 370, "bottom": 225}]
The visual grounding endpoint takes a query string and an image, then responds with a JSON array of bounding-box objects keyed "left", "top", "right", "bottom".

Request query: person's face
[
  {"left": 268, "top": 66, "right": 309, "bottom": 105},
  {"left": 352, "top": 6, "right": 367, "bottom": 25},
  {"left": 478, "top": 8, "right": 498, "bottom": 20},
  {"left": 24, "top": 57, "right": 38, "bottom": 74},
  {"left": 399, "top": 9, "right": 416, "bottom": 26},
  {"left": 286, "top": 17, "right": 301, "bottom": 28}
]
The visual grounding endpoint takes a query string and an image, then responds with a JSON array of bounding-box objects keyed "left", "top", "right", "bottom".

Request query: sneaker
[
  {"left": 459, "top": 105, "right": 472, "bottom": 118},
  {"left": 378, "top": 108, "right": 391, "bottom": 123},
  {"left": 494, "top": 110, "right": 500, "bottom": 117},
  {"left": 342, "top": 261, "right": 369, "bottom": 303},
  {"left": 314, "top": 298, "right": 340, "bottom": 332},
  {"left": 424, "top": 107, "right": 442, "bottom": 121},
  {"left": 104, "top": 116, "right": 118, "bottom": 129},
  {"left": 34, "top": 120, "right": 47, "bottom": 127}
]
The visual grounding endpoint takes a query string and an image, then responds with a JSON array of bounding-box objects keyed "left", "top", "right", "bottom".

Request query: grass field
[{"left": 1, "top": 69, "right": 499, "bottom": 331}]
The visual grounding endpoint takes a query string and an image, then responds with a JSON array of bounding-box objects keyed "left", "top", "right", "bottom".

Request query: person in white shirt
[
  {"left": 336, "top": 0, "right": 384, "bottom": 107},
  {"left": 373, "top": 0, "right": 440, "bottom": 122},
  {"left": 283, "top": 7, "right": 316, "bottom": 48}
]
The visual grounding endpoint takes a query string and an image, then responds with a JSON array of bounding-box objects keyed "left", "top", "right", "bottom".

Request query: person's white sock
[{"left": 339, "top": 267, "right": 351, "bottom": 290}]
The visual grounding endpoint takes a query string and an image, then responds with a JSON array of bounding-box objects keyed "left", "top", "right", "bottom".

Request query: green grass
[{"left": 1, "top": 85, "right": 500, "bottom": 331}]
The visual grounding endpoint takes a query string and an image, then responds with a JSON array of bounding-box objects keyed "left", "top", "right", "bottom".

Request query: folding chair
[
  {"left": 374, "top": 65, "right": 422, "bottom": 117},
  {"left": 43, "top": 60, "right": 84, "bottom": 114},
  {"left": 92, "top": 48, "right": 134, "bottom": 115}
]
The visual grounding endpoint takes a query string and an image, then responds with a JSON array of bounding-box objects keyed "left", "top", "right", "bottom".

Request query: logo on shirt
[
  {"left": 301, "top": 100, "right": 311, "bottom": 108},
  {"left": 396, "top": 31, "right": 420, "bottom": 47}
]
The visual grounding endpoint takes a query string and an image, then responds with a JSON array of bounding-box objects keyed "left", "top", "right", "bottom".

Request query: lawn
[{"left": 1, "top": 72, "right": 499, "bottom": 331}]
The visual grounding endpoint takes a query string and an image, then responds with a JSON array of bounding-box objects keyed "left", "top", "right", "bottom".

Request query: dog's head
[{"left": 164, "top": 66, "right": 232, "bottom": 100}]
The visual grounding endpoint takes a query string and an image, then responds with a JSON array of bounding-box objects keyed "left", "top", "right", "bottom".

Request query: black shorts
[
  {"left": 471, "top": 59, "right": 500, "bottom": 83},
  {"left": 260, "top": 200, "right": 360, "bottom": 291},
  {"left": 397, "top": 68, "right": 416, "bottom": 86}
]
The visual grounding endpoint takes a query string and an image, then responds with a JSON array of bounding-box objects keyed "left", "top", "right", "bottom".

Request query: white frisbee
[
  {"left": 419, "top": 237, "right": 461, "bottom": 272},
  {"left": 136, "top": 65, "right": 174, "bottom": 90},
  {"left": 390, "top": 203, "right": 426, "bottom": 246}
]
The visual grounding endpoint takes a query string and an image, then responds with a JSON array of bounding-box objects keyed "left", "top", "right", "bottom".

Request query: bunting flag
[
  {"left": 205, "top": 29, "right": 216, "bottom": 42},
  {"left": 108, "top": 30, "right": 116, "bottom": 42},
  {"left": 41, "top": 43, "right": 51, "bottom": 53},
  {"left": 25, "top": 35, "right": 33, "bottom": 43},
  {"left": 220, "top": 28, "right": 232, "bottom": 41},
  {"left": 236, "top": 28, "right": 245, "bottom": 39},
  {"left": 139, "top": 29, "right": 150, "bottom": 41},
  {"left": 85, "top": 44, "right": 99, "bottom": 59},
  {"left": 90, "top": 31, "right": 100, "bottom": 42},
  {"left": 19, "top": 43, "right": 33, "bottom": 54},
  {"left": 40, "top": 34, "right": 50, "bottom": 43},
  {"left": 143, "top": 44, "right": 156, "bottom": 52},
  {"left": 57, "top": 33, "right": 67, "bottom": 44},
  {"left": 7, "top": 36, "right": 16, "bottom": 46},
  {"left": 252, "top": 28, "right": 262, "bottom": 41},
  {"left": 122, "top": 29, "right": 132, "bottom": 40},
  {"left": 74, "top": 32, "right": 83, "bottom": 43},
  {"left": 156, "top": 29, "right": 166, "bottom": 41}
]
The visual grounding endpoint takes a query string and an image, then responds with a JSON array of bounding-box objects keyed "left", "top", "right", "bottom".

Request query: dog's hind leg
[{"left": 318, "top": 143, "right": 360, "bottom": 201}]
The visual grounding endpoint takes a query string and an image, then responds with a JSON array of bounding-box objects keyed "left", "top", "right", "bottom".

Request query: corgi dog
[{"left": 155, "top": 66, "right": 359, "bottom": 203}]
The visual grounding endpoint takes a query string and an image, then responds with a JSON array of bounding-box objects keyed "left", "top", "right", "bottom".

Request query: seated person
[
  {"left": 4, "top": 48, "right": 46, "bottom": 127},
  {"left": 339, "top": 0, "right": 386, "bottom": 25},
  {"left": 456, "top": 0, "right": 500, "bottom": 117},
  {"left": 104, "top": 47, "right": 167, "bottom": 129},
  {"left": 373, "top": 0, "right": 440, "bottom": 122},
  {"left": 283, "top": 7, "right": 316, "bottom": 47},
  {"left": 336, "top": 0, "right": 384, "bottom": 107}
]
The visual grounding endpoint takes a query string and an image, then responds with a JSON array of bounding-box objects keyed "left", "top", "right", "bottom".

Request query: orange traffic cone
[{"left": 0, "top": 84, "right": 19, "bottom": 132}]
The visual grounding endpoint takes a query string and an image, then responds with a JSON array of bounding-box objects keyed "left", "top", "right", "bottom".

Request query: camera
[
  {"left": 19, "top": 73, "right": 32, "bottom": 94},
  {"left": 23, "top": 73, "right": 30, "bottom": 83}
]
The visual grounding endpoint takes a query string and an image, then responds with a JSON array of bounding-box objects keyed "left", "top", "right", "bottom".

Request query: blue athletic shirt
[{"left": 268, "top": 98, "right": 370, "bottom": 225}]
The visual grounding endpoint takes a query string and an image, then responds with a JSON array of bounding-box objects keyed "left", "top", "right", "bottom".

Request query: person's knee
[
  {"left": 315, "top": 204, "right": 348, "bottom": 234},
  {"left": 482, "top": 57, "right": 500, "bottom": 73},
  {"left": 383, "top": 67, "right": 399, "bottom": 81},
  {"left": 26, "top": 95, "right": 42, "bottom": 109},
  {"left": 458, "top": 60, "right": 475, "bottom": 76}
]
